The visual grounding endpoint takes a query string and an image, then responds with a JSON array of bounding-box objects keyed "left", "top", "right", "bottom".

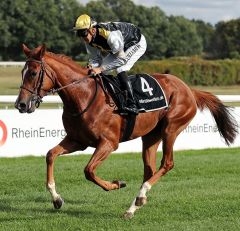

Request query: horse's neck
[{"left": 46, "top": 57, "right": 91, "bottom": 111}]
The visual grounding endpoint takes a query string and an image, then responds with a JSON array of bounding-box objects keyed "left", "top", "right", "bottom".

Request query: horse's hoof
[
  {"left": 123, "top": 212, "right": 134, "bottom": 219},
  {"left": 53, "top": 197, "right": 64, "bottom": 209},
  {"left": 112, "top": 180, "right": 127, "bottom": 189},
  {"left": 135, "top": 197, "right": 147, "bottom": 207}
]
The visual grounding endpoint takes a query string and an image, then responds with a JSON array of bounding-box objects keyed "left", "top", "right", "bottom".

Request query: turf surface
[{"left": 0, "top": 148, "right": 240, "bottom": 231}]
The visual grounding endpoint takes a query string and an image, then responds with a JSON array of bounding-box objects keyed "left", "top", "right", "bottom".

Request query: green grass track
[{"left": 0, "top": 148, "right": 240, "bottom": 231}]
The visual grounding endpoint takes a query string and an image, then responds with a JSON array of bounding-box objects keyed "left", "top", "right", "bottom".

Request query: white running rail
[{"left": 0, "top": 95, "right": 240, "bottom": 104}]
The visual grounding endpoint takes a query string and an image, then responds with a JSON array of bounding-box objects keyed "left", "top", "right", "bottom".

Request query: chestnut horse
[{"left": 15, "top": 44, "right": 238, "bottom": 218}]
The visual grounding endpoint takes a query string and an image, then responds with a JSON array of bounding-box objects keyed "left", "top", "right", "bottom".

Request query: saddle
[
  {"left": 98, "top": 73, "right": 168, "bottom": 142},
  {"left": 100, "top": 73, "right": 168, "bottom": 113}
]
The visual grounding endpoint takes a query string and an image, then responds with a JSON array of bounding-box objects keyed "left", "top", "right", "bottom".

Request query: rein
[
  {"left": 21, "top": 58, "right": 98, "bottom": 116},
  {"left": 49, "top": 76, "right": 89, "bottom": 95}
]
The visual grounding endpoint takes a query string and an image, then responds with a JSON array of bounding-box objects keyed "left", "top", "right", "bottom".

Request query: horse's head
[{"left": 15, "top": 44, "right": 55, "bottom": 113}]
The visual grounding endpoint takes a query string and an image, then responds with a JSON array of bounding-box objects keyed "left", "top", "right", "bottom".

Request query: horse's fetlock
[
  {"left": 46, "top": 182, "right": 55, "bottom": 191},
  {"left": 135, "top": 197, "right": 147, "bottom": 206}
]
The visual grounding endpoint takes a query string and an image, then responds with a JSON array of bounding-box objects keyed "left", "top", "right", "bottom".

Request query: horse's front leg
[
  {"left": 46, "top": 136, "right": 82, "bottom": 209},
  {"left": 84, "top": 138, "right": 126, "bottom": 191}
]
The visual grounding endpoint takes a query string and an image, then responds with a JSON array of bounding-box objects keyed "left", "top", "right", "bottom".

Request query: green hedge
[
  {"left": 78, "top": 58, "right": 240, "bottom": 86},
  {"left": 129, "top": 58, "right": 240, "bottom": 86}
]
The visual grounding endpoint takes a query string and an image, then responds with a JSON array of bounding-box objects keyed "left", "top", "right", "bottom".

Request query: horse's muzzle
[{"left": 15, "top": 98, "right": 36, "bottom": 113}]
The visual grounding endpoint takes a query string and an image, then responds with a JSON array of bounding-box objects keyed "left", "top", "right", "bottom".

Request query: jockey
[{"left": 72, "top": 14, "right": 147, "bottom": 115}]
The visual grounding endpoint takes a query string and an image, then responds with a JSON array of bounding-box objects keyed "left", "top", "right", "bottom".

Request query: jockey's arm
[
  {"left": 100, "top": 31, "right": 127, "bottom": 72},
  {"left": 100, "top": 50, "right": 127, "bottom": 72},
  {"left": 85, "top": 43, "right": 102, "bottom": 68},
  {"left": 90, "top": 50, "right": 127, "bottom": 75}
]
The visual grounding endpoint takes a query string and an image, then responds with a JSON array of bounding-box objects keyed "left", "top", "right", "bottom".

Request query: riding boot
[{"left": 118, "top": 71, "right": 139, "bottom": 115}]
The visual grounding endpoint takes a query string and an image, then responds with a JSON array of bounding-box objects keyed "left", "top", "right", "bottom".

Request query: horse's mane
[
  {"left": 45, "top": 51, "right": 86, "bottom": 72},
  {"left": 47, "top": 52, "right": 72, "bottom": 61}
]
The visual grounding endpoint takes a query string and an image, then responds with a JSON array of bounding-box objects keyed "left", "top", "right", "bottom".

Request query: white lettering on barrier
[{"left": 0, "top": 108, "right": 239, "bottom": 157}]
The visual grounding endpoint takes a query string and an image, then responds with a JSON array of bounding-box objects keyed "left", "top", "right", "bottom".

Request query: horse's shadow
[{"left": 0, "top": 196, "right": 118, "bottom": 222}]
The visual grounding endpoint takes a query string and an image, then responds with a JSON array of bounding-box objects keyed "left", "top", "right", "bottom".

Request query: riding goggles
[{"left": 76, "top": 29, "right": 89, "bottom": 37}]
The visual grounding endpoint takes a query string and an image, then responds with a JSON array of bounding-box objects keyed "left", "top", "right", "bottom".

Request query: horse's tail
[{"left": 191, "top": 89, "right": 239, "bottom": 145}]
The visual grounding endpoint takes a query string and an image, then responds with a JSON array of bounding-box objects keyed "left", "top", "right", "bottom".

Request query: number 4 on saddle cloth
[
  {"left": 100, "top": 73, "right": 168, "bottom": 113},
  {"left": 99, "top": 73, "right": 169, "bottom": 142}
]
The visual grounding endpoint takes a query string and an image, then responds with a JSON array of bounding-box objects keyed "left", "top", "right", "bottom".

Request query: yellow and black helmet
[{"left": 72, "top": 14, "right": 97, "bottom": 31}]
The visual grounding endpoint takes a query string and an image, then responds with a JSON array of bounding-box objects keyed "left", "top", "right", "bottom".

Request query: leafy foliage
[
  {"left": 130, "top": 58, "right": 240, "bottom": 85},
  {"left": 0, "top": 0, "right": 84, "bottom": 60},
  {"left": 209, "top": 19, "right": 240, "bottom": 59},
  {"left": 0, "top": 0, "right": 239, "bottom": 60},
  {"left": 192, "top": 20, "right": 215, "bottom": 54}
]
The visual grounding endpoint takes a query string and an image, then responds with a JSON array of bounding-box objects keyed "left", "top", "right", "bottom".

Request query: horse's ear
[
  {"left": 35, "top": 44, "right": 46, "bottom": 60},
  {"left": 22, "top": 44, "right": 31, "bottom": 57},
  {"left": 40, "top": 44, "right": 46, "bottom": 58}
]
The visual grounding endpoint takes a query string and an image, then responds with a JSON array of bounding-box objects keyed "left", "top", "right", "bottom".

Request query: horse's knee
[
  {"left": 84, "top": 166, "right": 94, "bottom": 182},
  {"left": 46, "top": 146, "right": 61, "bottom": 165},
  {"left": 46, "top": 150, "right": 54, "bottom": 165}
]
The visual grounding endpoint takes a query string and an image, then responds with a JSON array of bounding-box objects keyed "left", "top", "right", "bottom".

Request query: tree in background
[
  {"left": 0, "top": 0, "right": 239, "bottom": 60},
  {"left": 192, "top": 19, "right": 214, "bottom": 58},
  {"left": 210, "top": 19, "right": 240, "bottom": 59},
  {"left": 84, "top": 0, "right": 169, "bottom": 59},
  {"left": 85, "top": 0, "right": 202, "bottom": 59},
  {"left": 0, "top": 0, "right": 83, "bottom": 60},
  {"left": 165, "top": 16, "right": 202, "bottom": 57}
]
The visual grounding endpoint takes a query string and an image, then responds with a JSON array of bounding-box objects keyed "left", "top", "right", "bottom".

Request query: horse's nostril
[{"left": 19, "top": 102, "right": 27, "bottom": 109}]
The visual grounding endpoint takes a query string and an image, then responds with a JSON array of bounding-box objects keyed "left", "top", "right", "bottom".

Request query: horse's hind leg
[
  {"left": 142, "top": 130, "right": 162, "bottom": 183},
  {"left": 124, "top": 130, "right": 162, "bottom": 219},
  {"left": 46, "top": 136, "right": 82, "bottom": 209},
  {"left": 124, "top": 104, "right": 196, "bottom": 218},
  {"left": 145, "top": 102, "right": 196, "bottom": 187},
  {"left": 124, "top": 127, "right": 178, "bottom": 219}
]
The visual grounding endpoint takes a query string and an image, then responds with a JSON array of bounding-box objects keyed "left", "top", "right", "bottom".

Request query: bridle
[
  {"left": 21, "top": 58, "right": 55, "bottom": 108},
  {"left": 20, "top": 58, "right": 98, "bottom": 115}
]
